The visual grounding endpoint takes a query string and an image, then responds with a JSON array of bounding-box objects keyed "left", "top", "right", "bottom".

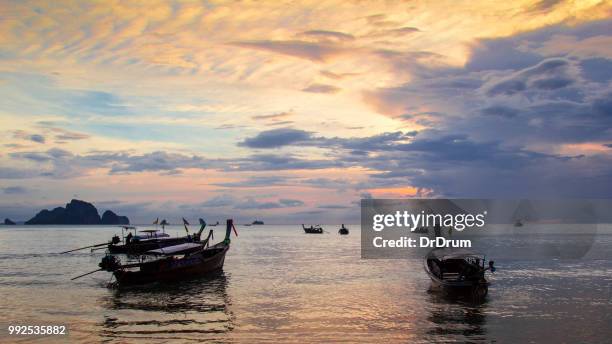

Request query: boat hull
[
  {"left": 113, "top": 245, "right": 228, "bottom": 286},
  {"left": 424, "top": 257, "right": 489, "bottom": 297},
  {"left": 303, "top": 227, "right": 323, "bottom": 234}
]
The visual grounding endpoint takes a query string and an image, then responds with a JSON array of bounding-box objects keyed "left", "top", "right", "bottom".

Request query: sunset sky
[{"left": 1, "top": 0, "right": 611, "bottom": 223}]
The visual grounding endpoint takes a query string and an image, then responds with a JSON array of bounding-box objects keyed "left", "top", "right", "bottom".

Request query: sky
[{"left": 1, "top": 0, "right": 611, "bottom": 223}]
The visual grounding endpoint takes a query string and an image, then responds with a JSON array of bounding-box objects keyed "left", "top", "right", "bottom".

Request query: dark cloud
[
  {"left": 230, "top": 154, "right": 341, "bottom": 171},
  {"left": 239, "top": 128, "right": 416, "bottom": 150},
  {"left": 232, "top": 40, "right": 347, "bottom": 62},
  {"left": 107, "top": 151, "right": 206, "bottom": 174},
  {"left": 236, "top": 197, "right": 304, "bottom": 209},
  {"left": 485, "top": 58, "right": 574, "bottom": 96},
  {"left": 279, "top": 199, "right": 304, "bottom": 207},
  {"left": 528, "top": 0, "right": 564, "bottom": 12},
  {"left": 29, "top": 134, "right": 45, "bottom": 143},
  {"left": 2, "top": 186, "right": 27, "bottom": 194},
  {"left": 300, "top": 30, "right": 354, "bottom": 41},
  {"left": 213, "top": 176, "right": 290, "bottom": 188},
  {"left": 239, "top": 128, "right": 313, "bottom": 148},
  {"left": 318, "top": 204, "right": 350, "bottom": 209},
  {"left": 480, "top": 105, "right": 519, "bottom": 118},
  {"left": 579, "top": 58, "right": 612, "bottom": 83},
  {"left": 252, "top": 111, "right": 293, "bottom": 120},
  {"left": 302, "top": 83, "right": 340, "bottom": 94},
  {"left": 267, "top": 120, "right": 294, "bottom": 126},
  {"left": 355, "top": 20, "right": 612, "bottom": 197}
]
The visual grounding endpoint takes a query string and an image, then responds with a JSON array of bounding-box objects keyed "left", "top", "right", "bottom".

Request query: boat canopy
[
  {"left": 146, "top": 243, "right": 203, "bottom": 256},
  {"left": 428, "top": 248, "right": 484, "bottom": 261},
  {"left": 140, "top": 229, "right": 161, "bottom": 233}
]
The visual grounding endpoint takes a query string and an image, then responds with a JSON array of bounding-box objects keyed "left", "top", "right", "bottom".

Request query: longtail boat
[
  {"left": 80, "top": 219, "right": 238, "bottom": 287},
  {"left": 338, "top": 224, "right": 349, "bottom": 235},
  {"left": 424, "top": 248, "right": 495, "bottom": 299},
  {"left": 60, "top": 219, "right": 210, "bottom": 255},
  {"left": 107, "top": 219, "right": 208, "bottom": 254},
  {"left": 302, "top": 224, "right": 323, "bottom": 234}
]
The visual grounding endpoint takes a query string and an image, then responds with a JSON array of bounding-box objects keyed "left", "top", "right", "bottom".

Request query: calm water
[{"left": 0, "top": 225, "right": 610, "bottom": 343}]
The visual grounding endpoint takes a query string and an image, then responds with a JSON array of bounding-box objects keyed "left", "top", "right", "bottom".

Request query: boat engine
[
  {"left": 99, "top": 255, "right": 121, "bottom": 271},
  {"left": 111, "top": 235, "right": 121, "bottom": 245}
]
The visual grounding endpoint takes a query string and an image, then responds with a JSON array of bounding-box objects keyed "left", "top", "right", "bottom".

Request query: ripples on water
[{"left": 0, "top": 225, "right": 610, "bottom": 343}]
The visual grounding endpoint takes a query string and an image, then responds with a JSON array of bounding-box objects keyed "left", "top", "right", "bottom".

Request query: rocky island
[
  {"left": 4, "top": 218, "right": 16, "bottom": 225},
  {"left": 25, "top": 199, "right": 129, "bottom": 225}
]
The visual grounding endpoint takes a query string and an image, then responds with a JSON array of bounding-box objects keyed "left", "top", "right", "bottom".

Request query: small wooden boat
[
  {"left": 97, "top": 219, "right": 237, "bottom": 287},
  {"left": 302, "top": 224, "right": 323, "bottom": 234},
  {"left": 252, "top": 220, "right": 264, "bottom": 225},
  {"left": 424, "top": 248, "right": 495, "bottom": 299},
  {"left": 338, "top": 224, "right": 349, "bottom": 235}
]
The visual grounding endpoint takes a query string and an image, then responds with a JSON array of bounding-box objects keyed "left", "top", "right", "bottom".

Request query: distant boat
[
  {"left": 514, "top": 220, "right": 523, "bottom": 227},
  {"left": 413, "top": 226, "right": 429, "bottom": 233},
  {"left": 424, "top": 248, "right": 495, "bottom": 299},
  {"left": 302, "top": 224, "right": 323, "bottom": 234},
  {"left": 338, "top": 224, "right": 349, "bottom": 235},
  {"left": 243, "top": 224, "right": 252, "bottom": 227},
  {"left": 252, "top": 220, "right": 264, "bottom": 225}
]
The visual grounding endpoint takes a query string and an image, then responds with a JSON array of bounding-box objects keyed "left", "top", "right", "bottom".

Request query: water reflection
[
  {"left": 426, "top": 290, "right": 488, "bottom": 341},
  {"left": 98, "top": 272, "right": 233, "bottom": 342}
]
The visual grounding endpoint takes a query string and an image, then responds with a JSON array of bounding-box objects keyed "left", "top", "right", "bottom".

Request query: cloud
[
  {"left": 252, "top": 111, "right": 293, "bottom": 121},
  {"left": 213, "top": 176, "right": 290, "bottom": 188},
  {"left": 239, "top": 128, "right": 416, "bottom": 150},
  {"left": 300, "top": 30, "right": 355, "bottom": 41},
  {"left": 52, "top": 129, "right": 90, "bottom": 141},
  {"left": 302, "top": 83, "right": 340, "bottom": 94},
  {"left": 317, "top": 204, "right": 350, "bottom": 209},
  {"left": 236, "top": 197, "right": 304, "bottom": 209},
  {"left": 230, "top": 154, "right": 341, "bottom": 171},
  {"left": 199, "top": 194, "right": 236, "bottom": 207},
  {"left": 528, "top": 0, "right": 564, "bottom": 13},
  {"left": 2, "top": 186, "right": 27, "bottom": 194},
  {"left": 354, "top": 20, "right": 612, "bottom": 197},
  {"left": 231, "top": 40, "right": 348, "bottom": 62},
  {"left": 485, "top": 58, "right": 575, "bottom": 96},
  {"left": 238, "top": 128, "right": 313, "bottom": 148},
  {"left": 29, "top": 134, "right": 45, "bottom": 143}
]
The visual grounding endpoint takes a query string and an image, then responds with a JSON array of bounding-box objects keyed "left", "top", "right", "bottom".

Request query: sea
[{"left": 0, "top": 224, "right": 610, "bottom": 343}]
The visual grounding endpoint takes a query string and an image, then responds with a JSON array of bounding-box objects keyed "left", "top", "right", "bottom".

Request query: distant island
[
  {"left": 4, "top": 218, "right": 16, "bottom": 225},
  {"left": 24, "top": 199, "right": 129, "bottom": 225}
]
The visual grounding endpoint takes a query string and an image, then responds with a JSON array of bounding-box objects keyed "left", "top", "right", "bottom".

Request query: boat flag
[{"left": 182, "top": 217, "right": 190, "bottom": 234}]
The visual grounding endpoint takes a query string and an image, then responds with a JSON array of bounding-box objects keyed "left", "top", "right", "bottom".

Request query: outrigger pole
[
  {"left": 71, "top": 268, "right": 103, "bottom": 280},
  {"left": 60, "top": 242, "right": 109, "bottom": 254}
]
